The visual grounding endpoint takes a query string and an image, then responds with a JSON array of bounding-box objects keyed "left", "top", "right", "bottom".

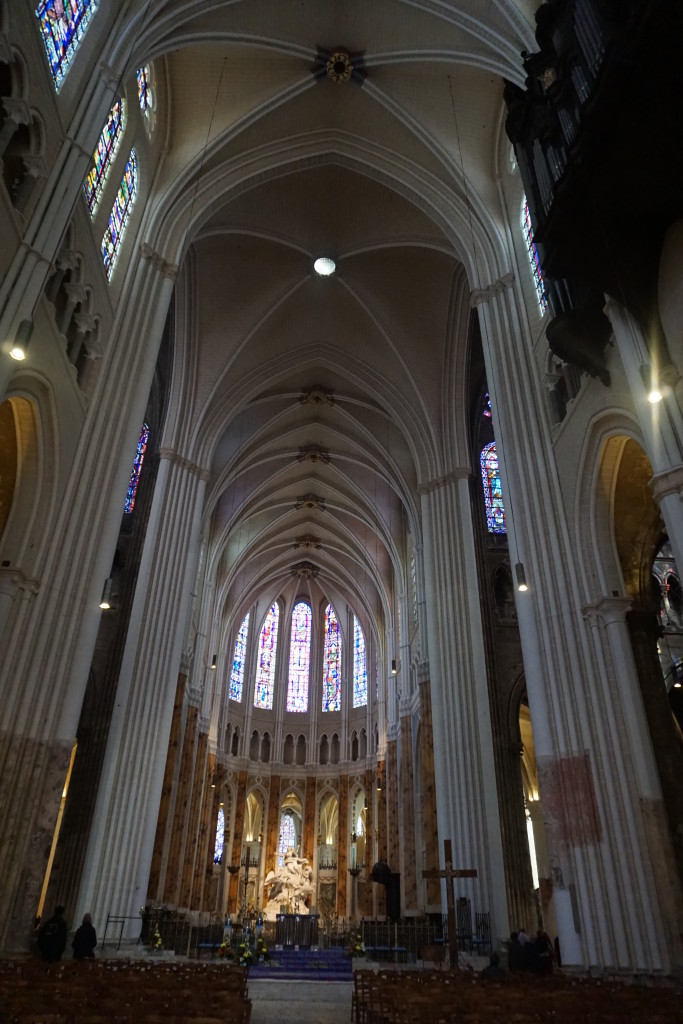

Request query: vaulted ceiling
[{"left": 123, "top": 0, "right": 536, "bottom": 651}]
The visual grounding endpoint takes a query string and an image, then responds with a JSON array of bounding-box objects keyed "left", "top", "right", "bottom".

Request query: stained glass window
[
  {"left": 287, "top": 601, "right": 312, "bottom": 712},
  {"left": 214, "top": 806, "right": 225, "bottom": 864},
  {"left": 254, "top": 604, "right": 279, "bottom": 710},
  {"left": 522, "top": 200, "right": 549, "bottom": 315},
  {"left": 123, "top": 422, "right": 149, "bottom": 514},
  {"left": 353, "top": 616, "right": 367, "bottom": 708},
  {"left": 278, "top": 812, "right": 297, "bottom": 866},
  {"left": 136, "top": 65, "right": 150, "bottom": 111},
  {"left": 355, "top": 814, "right": 364, "bottom": 837},
  {"left": 410, "top": 555, "right": 418, "bottom": 627},
  {"left": 480, "top": 442, "right": 507, "bottom": 534},
  {"left": 321, "top": 604, "right": 342, "bottom": 712},
  {"left": 83, "top": 99, "right": 125, "bottom": 215},
  {"left": 229, "top": 613, "right": 250, "bottom": 703},
  {"left": 101, "top": 149, "right": 137, "bottom": 280},
  {"left": 36, "top": 0, "right": 99, "bottom": 90},
  {"left": 483, "top": 392, "right": 492, "bottom": 418}
]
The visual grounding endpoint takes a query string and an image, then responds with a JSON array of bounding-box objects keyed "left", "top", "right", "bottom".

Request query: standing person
[
  {"left": 37, "top": 906, "right": 68, "bottom": 962},
  {"left": 72, "top": 913, "right": 97, "bottom": 960}
]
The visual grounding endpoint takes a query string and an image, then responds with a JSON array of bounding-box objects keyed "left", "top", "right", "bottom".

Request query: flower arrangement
[
  {"left": 217, "top": 939, "right": 233, "bottom": 959},
  {"left": 254, "top": 936, "right": 270, "bottom": 962},
  {"left": 349, "top": 932, "right": 365, "bottom": 957},
  {"left": 238, "top": 941, "right": 254, "bottom": 967},
  {"left": 150, "top": 927, "right": 163, "bottom": 952}
]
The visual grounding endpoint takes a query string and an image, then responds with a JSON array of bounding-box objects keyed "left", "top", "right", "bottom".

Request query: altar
[{"left": 275, "top": 913, "right": 319, "bottom": 949}]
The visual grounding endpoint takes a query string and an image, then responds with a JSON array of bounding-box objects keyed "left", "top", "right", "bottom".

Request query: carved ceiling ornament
[
  {"left": 291, "top": 561, "right": 320, "bottom": 579},
  {"left": 311, "top": 49, "right": 367, "bottom": 87},
  {"left": 299, "top": 387, "right": 335, "bottom": 407},
  {"left": 298, "top": 444, "right": 331, "bottom": 464},
  {"left": 294, "top": 534, "right": 322, "bottom": 550},
  {"left": 295, "top": 493, "right": 326, "bottom": 511}
]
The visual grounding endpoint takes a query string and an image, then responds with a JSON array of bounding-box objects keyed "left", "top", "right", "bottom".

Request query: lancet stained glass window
[
  {"left": 522, "top": 200, "right": 549, "bottom": 315},
  {"left": 353, "top": 616, "right": 367, "bottom": 708},
  {"left": 483, "top": 392, "right": 492, "bottom": 418},
  {"left": 123, "top": 422, "right": 149, "bottom": 514},
  {"left": 254, "top": 604, "right": 279, "bottom": 710},
  {"left": 36, "top": 0, "right": 99, "bottom": 90},
  {"left": 480, "top": 442, "right": 506, "bottom": 534},
  {"left": 83, "top": 99, "right": 125, "bottom": 215},
  {"left": 278, "top": 812, "right": 297, "bottom": 866},
  {"left": 229, "top": 612, "right": 250, "bottom": 703},
  {"left": 101, "top": 149, "right": 137, "bottom": 280},
  {"left": 322, "top": 604, "right": 342, "bottom": 712},
  {"left": 213, "top": 806, "right": 225, "bottom": 864},
  {"left": 287, "top": 601, "right": 311, "bottom": 712},
  {"left": 137, "top": 65, "right": 150, "bottom": 110}
]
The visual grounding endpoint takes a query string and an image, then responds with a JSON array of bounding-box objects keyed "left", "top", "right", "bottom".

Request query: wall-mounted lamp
[
  {"left": 211, "top": 776, "right": 216, "bottom": 789},
  {"left": 211, "top": 654, "right": 217, "bottom": 669},
  {"left": 99, "top": 578, "right": 113, "bottom": 610},
  {"left": 9, "top": 319, "right": 34, "bottom": 362},
  {"left": 515, "top": 562, "right": 528, "bottom": 593},
  {"left": 391, "top": 659, "right": 397, "bottom": 675},
  {"left": 640, "top": 363, "right": 662, "bottom": 404}
]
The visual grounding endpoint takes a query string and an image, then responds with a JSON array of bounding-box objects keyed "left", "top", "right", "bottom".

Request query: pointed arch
[
  {"left": 101, "top": 148, "right": 138, "bottom": 280},
  {"left": 123, "top": 421, "right": 149, "bottom": 514},
  {"left": 480, "top": 441, "right": 506, "bottom": 534},
  {"left": 353, "top": 615, "right": 367, "bottom": 708}
]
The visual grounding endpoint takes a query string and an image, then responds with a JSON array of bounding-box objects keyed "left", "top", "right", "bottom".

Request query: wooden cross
[{"left": 422, "top": 839, "right": 477, "bottom": 967}]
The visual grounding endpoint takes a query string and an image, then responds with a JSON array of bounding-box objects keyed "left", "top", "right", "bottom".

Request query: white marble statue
[{"left": 261, "top": 847, "right": 314, "bottom": 922}]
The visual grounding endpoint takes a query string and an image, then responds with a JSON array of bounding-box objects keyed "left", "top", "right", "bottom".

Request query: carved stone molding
[
  {"left": 295, "top": 493, "right": 326, "bottom": 511},
  {"left": 417, "top": 468, "right": 470, "bottom": 495},
  {"left": 291, "top": 560, "right": 319, "bottom": 579},
  {"left": 297, "top": 444, "right": 330, "bottom": 464},
  {"left": 158, "top": 447, "right": 210, "bottom": 482},
  {"left": 582, "top": 596, "right": 632, "bottom": 625},
  {"left": 649, "top": 464, "right": 683, "bottom": 506},
  {"left": 469, "top": 272, "right": 515, "bottom": 308},
  {"left": 186, "top": 685, "right": 202, "bottom": 708},
  {"left": 294, "top": 534, "right": 322, "bottom": 550},
  {"left": 0, "top": 565, "right": 40, "bottom": 598},
  {"left": 139, "top": 242, "right": 179, "bottom": 281},
  {"left": 299, "top": 388, "right": 334, "bottom": 407}
]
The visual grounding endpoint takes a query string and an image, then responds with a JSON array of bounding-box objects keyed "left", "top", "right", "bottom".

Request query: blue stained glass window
[
  {"left": 287, "top": 601, "right": 311, "bottom": 712},
  {"left": 36, "top": 0, "right": 99, "bottom": 90},
  {"left": 254, "top": 604, "right": 279, "bottom": 710},
  {"left": 83, "top": 99, "right": 125, "bottom": 216},
  {"left": 321, "top": 604, "right": 342, "bottom": 712},
  {"left": 522, "top": 200, "right": 549, "bottom": 315},
  {"left": 101, "top": 149, "right": 137, "bottom": 280},
  {"left": 353, "top": 616, "right": 367, "bottom": 708},
  {"left": 136, "top": 65, "right": 150, "bottom": 111},
  {"left": 355, "top": 814, "right": 364, "bottom": 837},
  {"left": 123, "top": 422, "right": 149, "bottom": 514},
  {"left": 229, "top": 613, "right": 250, "bottom": 702},
  {"left": 278, "top": 812, "right": 297, "bottom": 866},
  {"left": 214, "top": 806, "right": 225, "bottom": 864},
  {"left": 483, "top": 392, "right": 492, "bottom": 419},
  {"left": 480, "top": 442, "right": 507, "bottom": 534}
]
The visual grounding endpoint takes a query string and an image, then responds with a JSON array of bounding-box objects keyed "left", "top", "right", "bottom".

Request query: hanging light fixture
[
  {"left": 515, "top": 562, "right": 528, "bottom": 593},
  {"left": 10, "top": 319, "right": 34, "bottom": 361},
  {"left": 391, "top": 659, "right": 397, "bottom": 675},
  {"left": 211, "top": 654, "right": 217, "bottom": 669},
  {"left": 99, "top": 578, "right": 113, "bottom": 610}
]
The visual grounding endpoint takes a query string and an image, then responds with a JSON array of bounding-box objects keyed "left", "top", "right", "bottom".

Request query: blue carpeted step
[{"left": 249, "top": 947, "right": 352, "bottom": 980}]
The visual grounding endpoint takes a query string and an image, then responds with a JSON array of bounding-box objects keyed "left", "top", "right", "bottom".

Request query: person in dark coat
[
  {"left": 72, "top": 913, "right": 97, "bottom": 959},
  {"left": 481, "top": 951, "right": 506, "bottom": 980},
  {"left": 507, "top": 931, "right": 524, "bottom": 971},
  {"left": 38, "top": 905, "right": 68, "bottom": 962}
]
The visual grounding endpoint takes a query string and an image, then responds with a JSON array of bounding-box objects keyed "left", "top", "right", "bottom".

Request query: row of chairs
[
  {"left": 351, "top": 967, "right": 682, "bottom": 1024},
  {"left": 0, "top": 958, "right": 251, "bottom": 1024}
]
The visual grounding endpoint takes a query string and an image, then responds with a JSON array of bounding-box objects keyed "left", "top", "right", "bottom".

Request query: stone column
[
  {"left": 385, "top": 740, "right": 399, "bottom": 878},
  {"left": 376, "top": 759, "right": 387, "bottom": 917},
  {"left": 303, "top": 776, "right": 316, "bottom": 864},
  {"left": 148, "top": 670, "right": 187, "bottom": 903},
  {"left": 264, "top": 775, "right": 281, "bottom": 879},
  {"left": 179, "top": 728, "right": 209, "bottom": 909},
  {"left": 74, "top": 448, "right": 208, "bottom": 933},
  {"left": 421, "top": 475, "right": 508, "bottom": 936},
  {"left": 228, "top": 771, "right": 248, "bottom": 915},
  {"left": 191, "top": 752, "right": 217, "bottom": 911},
  {"left": 362, "top": 768, "right": 374, "bottom": 917},
  {"left": 399, "top": 712, "right": 417, "bottom": 912},
  {"left": 418, "top": 678, "right": 440, "bottom": 909},
  {"left": 336, "top": 774, "right": 348, "bottom": 918},
  {"left": 163, "top": 702, "right": 199, "bottom": 904}
]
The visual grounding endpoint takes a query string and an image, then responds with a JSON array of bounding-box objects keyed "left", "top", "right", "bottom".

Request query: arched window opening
[
  {"left": 225, "top": 723, "right": 232, "bottom": 754},
  {"left": 296, "top": 734, "right": 306, "bottom": 766},
  {"left": 287, "top": 601, "right": 311, "bottom": 712},
  {"left": 260, "top": 732, "right": 271, "bottom": 764},
  {"left": 353, "top": 616, "right": 367, "bottom": 708},
  {"left": 480, "top": 442, "right": 507, "bottom": 534},
  {"left": 493, "top": 566, "right": 515, "bottom": 620},
  {"left": 101, "top": 149, "right": 137, "bottom": 280},
  {"left": 213, "top": 805, "right": 225, "bottom": 864},
  {"left": 231, "top": 727, "right": 240, "bottom": 757},
  {"left": 522, "top": 199, "right": 549, "bottom": 315},
  {"left": 322, "top": 603, "right": 342, "bottom": 711},
  {"left": 123, "top": 422, "right": 149, "bottom": 514},
  {"left": 249, "top": 730, "right": 260, "bottom": 761},
  {"left": 254, "top": 603, "right": 279, "bottom": 709},
  {"left": 83, "top": 99, "right": 125, "bottom": 215},
  {"left": 319, "top": 734, "right": 329, "bottom": 765},
  {"left": 360, "top": 728, "right": 367, "bottom": 759},
  {"left": 229, "top": 612, "right": 250, "bottom": 702},
  {"left": 482, "top": 392, "right": 493, "bottom": 418},
  {"left": 331, "top": 733, "right": 340, "bottom": 765},
  {"left": 137, "top": 65, "right": 150, "bottom": 110},
  {"left": 351, "top": 731, "right": 359, "bottom": 762},
  {"left": 283, "top": 734, "right": 294, "bottom": 766},
  {"left": 36, "top": 0, "right": 99, "bottom": 90}
]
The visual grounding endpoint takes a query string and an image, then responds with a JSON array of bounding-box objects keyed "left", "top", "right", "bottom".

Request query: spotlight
[{"left": 640, "top": 363, "right": 662, "bottom": 404}]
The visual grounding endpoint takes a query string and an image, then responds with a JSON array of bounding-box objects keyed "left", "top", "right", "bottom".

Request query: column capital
[
  {"left": 1, "top": 96, "right": 30, "bottom": 127},
  {"left": 582, "top": 595, "right": 632, "bottom": 626},
  {"left": 469, "top": 272, "right": 515, "bottom": 308},
  {"left": 158, "top": 448, "right": 211, "bottom": 482},
  {"left": 0, "top": 565, "right": 40, "bottom": 599},
  {"left": 139, "top": 242, "right": 178, "bottom": 281},
  {"left": 418, "top": 467, "right": 469, "bottom": 495},
  {"left": 649, "top": 464, "right": 683, "bottom": 506}
]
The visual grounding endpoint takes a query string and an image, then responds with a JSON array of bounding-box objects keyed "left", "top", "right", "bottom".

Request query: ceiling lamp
[
  {"left": 313, "top": 257, "right": 336, "bottom": 277},
  {"left": 10, "top": 318, "right": 34, "bottom": 361}
]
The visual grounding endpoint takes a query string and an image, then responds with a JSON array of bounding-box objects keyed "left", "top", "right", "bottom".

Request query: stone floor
[{"left": 249, "top": 979, "right": 352, "bottom": 1024}]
